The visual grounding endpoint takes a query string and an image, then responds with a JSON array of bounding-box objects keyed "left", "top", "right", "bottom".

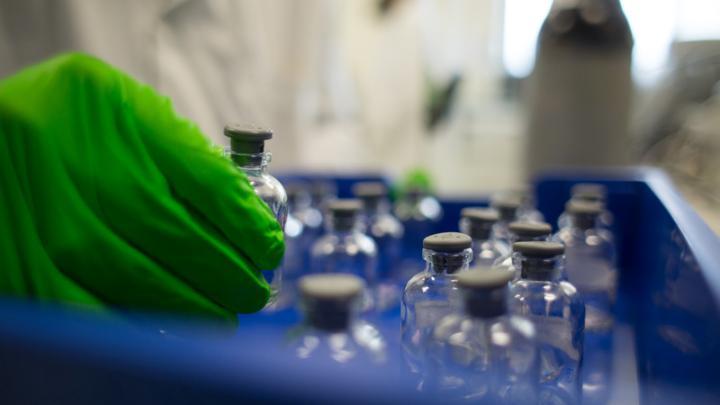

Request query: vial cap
[
  {"left": 509, "top": 221, "right": 552, "bottom": 237},
  {"left": 328, "top": 199, "right": 362, "bottom": 217},
  {"left": 457, "top": 267, "right": 514, "bottom": 290},
  {"left": 223, "top": 124, "right": 273, "bottom": 142},
  {"left": 423, "top": 232, "right": 472, "bottom": 252},
  {"left": 571, "top": 183, "right": 607, "bottom": 202},
  {"left": 512, "top": 241, "right": 565, "bottom": 257},
  {"left": 298, "top": 274, "right": 364, "bottom": 301},
  {"left": 566, "top": 199, "right": 603, "bottom": 216},
  {"left": 491, "top": 195, "right": 521, "bottom": 220},
  {"left": 352, "top": 182, "right": 388, "bottom": 199},
  {"left": 224, "top": 124, "right": 273, "bottom": 154},
  {"left": 461, "top": 207, "right": 500, "bottom": 224}
]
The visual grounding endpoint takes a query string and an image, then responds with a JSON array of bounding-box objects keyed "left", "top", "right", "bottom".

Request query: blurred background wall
[{"left": 1, "top": 0, "right": 720, "bottom": 215}]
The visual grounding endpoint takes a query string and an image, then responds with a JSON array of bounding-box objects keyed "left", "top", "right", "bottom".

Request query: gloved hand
[{"left": 0, "top": 53, "right": 285, "bottom": 325}]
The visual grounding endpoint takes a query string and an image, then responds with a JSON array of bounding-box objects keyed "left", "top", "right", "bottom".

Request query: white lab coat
[{"left": 0, "top": 0, "right": 518, "bottom": 192}]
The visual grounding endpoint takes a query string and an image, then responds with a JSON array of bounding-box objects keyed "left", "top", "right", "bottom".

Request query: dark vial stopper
[
  {"left": 492, "top": 195, "right": 521, "bottom": 221},
  {"left": 299, "top": 274, "right": 363, "bottom": 332},
  {"left": 571, "top": 183, "right": 607, "bottom": 203},
  {"left": 424, "top": 232, "right": 472, "bottom": 274},
  {"left": 513, "top": 241, "right": 564, "bottom": 280},
  {"left": 423, "top": 232, "right": 472, "bottom": 252},
  {"left": 328, "top": 199, "right": 362, "bottom": 231},
  {"left": 457, "top": 269, "right": 513, "bottom": 318},
  {"left": 509, "top": 221, "right": 552, "bottom": 241},
  {"left": 461, "top": 208, "right": 499, "bottom": 240},
  {"left": 352, "top": 182, "right": 388, "bottom": 212},
  {"left": 224, "top": 124, "right": 273, "bottom": 154},
  {"left": 566, "top": 199, "right": 603, "bottom": 230}
]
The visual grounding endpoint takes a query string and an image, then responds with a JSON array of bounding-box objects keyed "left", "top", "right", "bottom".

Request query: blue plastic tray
[{"left": 0, "top": 168, "right": 718, "bottom": 404}]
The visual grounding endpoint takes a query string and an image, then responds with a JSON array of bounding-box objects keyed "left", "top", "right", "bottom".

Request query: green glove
[{"left": 0, "top": 53, "right": 285, "bottom": 325}]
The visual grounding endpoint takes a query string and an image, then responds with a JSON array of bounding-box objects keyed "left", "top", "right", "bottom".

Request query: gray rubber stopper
[
  {"left": 565, "top": 199, "right": 603, "bottom": 216},
  {"left": 224, "top": 124, "right": 273, "bottom": 154},
  {"left": 571, "top": 183, "right": 607, "bottom": 202},
  {"left": 423, "top": 232, "right": 472, "bottom": 252},
  {"left": 509, "top": 221, "right": 552, "bottom": 237},
  {"left": 328, "top": 199, "right": 362, "bottom": 217},
  {"left": 299, "top": 274, "right": 365, "bottom": 302},
  {"left": 512, "top": 241, "right": 565, "bottom": 257},
  {"left": 457, "top": 267, "right": 514, "bottom": 290},
  {"left": 461, "top": 207, "right": 500, "bottom": 224},
  {"left": 492, "top": 195, "right": 521, "bottom": 220}
]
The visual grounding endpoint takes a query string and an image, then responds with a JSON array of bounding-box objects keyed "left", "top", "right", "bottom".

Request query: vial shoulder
[
  {"left": 432, "top": 315, "right": 536, "bottom": 348},
  {"left": 403, "top": 271, "right": 457, "bottom": 299},
  {"left": 404, "top": 271, "right": 432, "bottom": 293},
  {"left": 369, "top": 214, "right": 404, "bottom": 238},
  {"left": 510, "top": 280, "right": 579, "bottom": 303},
  {"left": 508, "top": 315, "right": 537, "bottom": 341},
  {"left": 311, "top": 232, "right": 377, "bottom": 256},
  {"left": 249, "top": 173, "right": 287, "bottom": 202},
  {"left": 352, "top": 231, "right": 378, "bottom": 255},
  {"left": 558, "top": 281, "right": 584, "bottom": 304}
]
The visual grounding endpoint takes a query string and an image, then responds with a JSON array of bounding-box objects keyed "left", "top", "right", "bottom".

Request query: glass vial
[
  {"left": 309, "top": 199, "right": 378, "bottom": 311},
  {"left": 401, "top": 232, "right": 473, "bottom": 378},
  {"left": 289, "top": 274, "right": 386, "bottom": 365},
  {"left": 352, "top": 182, "right": 404, "bottom": 312},
  {"left": 224, "top": 124, "right": 287, "bottom": 304},
  {"left": 459, "top": 207, "right": 510, "bottom": 266},
  {"left": 494, "top": 221, "right": 554, "bottom": 278},
  {"left": 554, "top": 199, "right": 617, "bottom": 333},
  {"left": 394, "top": 187, "right": 444, "bottom": 284},
  {"left": 509, "top": 241, "right": 585, "bottom": 401},
  {"left": 427, "top": 269, "right": 539, "bottom": 403}
]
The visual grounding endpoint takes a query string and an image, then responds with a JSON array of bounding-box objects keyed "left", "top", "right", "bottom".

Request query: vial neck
[
  {"left": 231, "top": 152, "right": 270, "bottom": 173},
  {"left": 425, "top": 249, "right": 471, "bottom": 275},
  {"left": 304, "top": 300, "right": 353, "bottom": 332},
  {"left": 520, "top": 257, "right": 560, "bottom": 281},
  {"left": 571, "top": 214, "right": 597, "bottom": 231},
  {"left": 469, "top": 225, "right": 493, "bottom": 243},
  {"left": 512, "top": 234, "right": 549, "bottom": 244},
  {"left": 464, "top": 288, "right": 508, "bottom": 319},
  {"left": 362, "top": 199, "right": 390, "bottom": 218},
  {"left": 497, "top": 207, "right": 517, "bottom": 223},
  {"left": 327, "top": 216, "right": 358, "bottom": 233}
]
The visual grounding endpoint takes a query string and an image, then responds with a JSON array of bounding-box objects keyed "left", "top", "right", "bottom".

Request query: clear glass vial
[
  {"left": 266, "top": 185, "right": 309, "bottom": 310},
  {"left": 401, "top": 232, "right": 473, "bottom": 375},
  {"left": 459, "top": 207, "right": 510, "bottom": 266},
  {"left": 224, "top": 124, "right": 287, "bottom": 302},
  {"left": 554, "top": 199, "right": 617, "bottom": 333},
  {"left": 394, "top": 187, "right": 444, "bottom": 283},
  {"left": 309, "top": 199, "right": 378, "bottom": 310},
  {"left": 491, "top": 195, "right": 522, "bottom": 245},
  {"left": 494, "top": 221, "right": 554, "bottom": 278},
  {"left": 509, "top": 241, "right": 585, "bottom": 397},
  {"left": 301, "top": 181, "right": 334, "bottom": 239},
  {"left": 289, "top": 274, "right": 386, "bottom": 365},
  {"left": 558, "top": 183, "right": 613, "bottom": 229},
  {"left": 427, "top": 269, "right": 539, "bottom": 403},
  {"left": 352, "top": 182, "right": 404, "bottom": 311},
  {"left": 503, "top": 188, "right": 545, "bottom": 223}
]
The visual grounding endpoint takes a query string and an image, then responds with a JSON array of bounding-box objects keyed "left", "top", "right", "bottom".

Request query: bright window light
[
  {"left": 502, "top": 0, "right": 720, "bottom": 84},
  {"left": 502, "top": 0, "right": 552, "bottom": 78}
]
